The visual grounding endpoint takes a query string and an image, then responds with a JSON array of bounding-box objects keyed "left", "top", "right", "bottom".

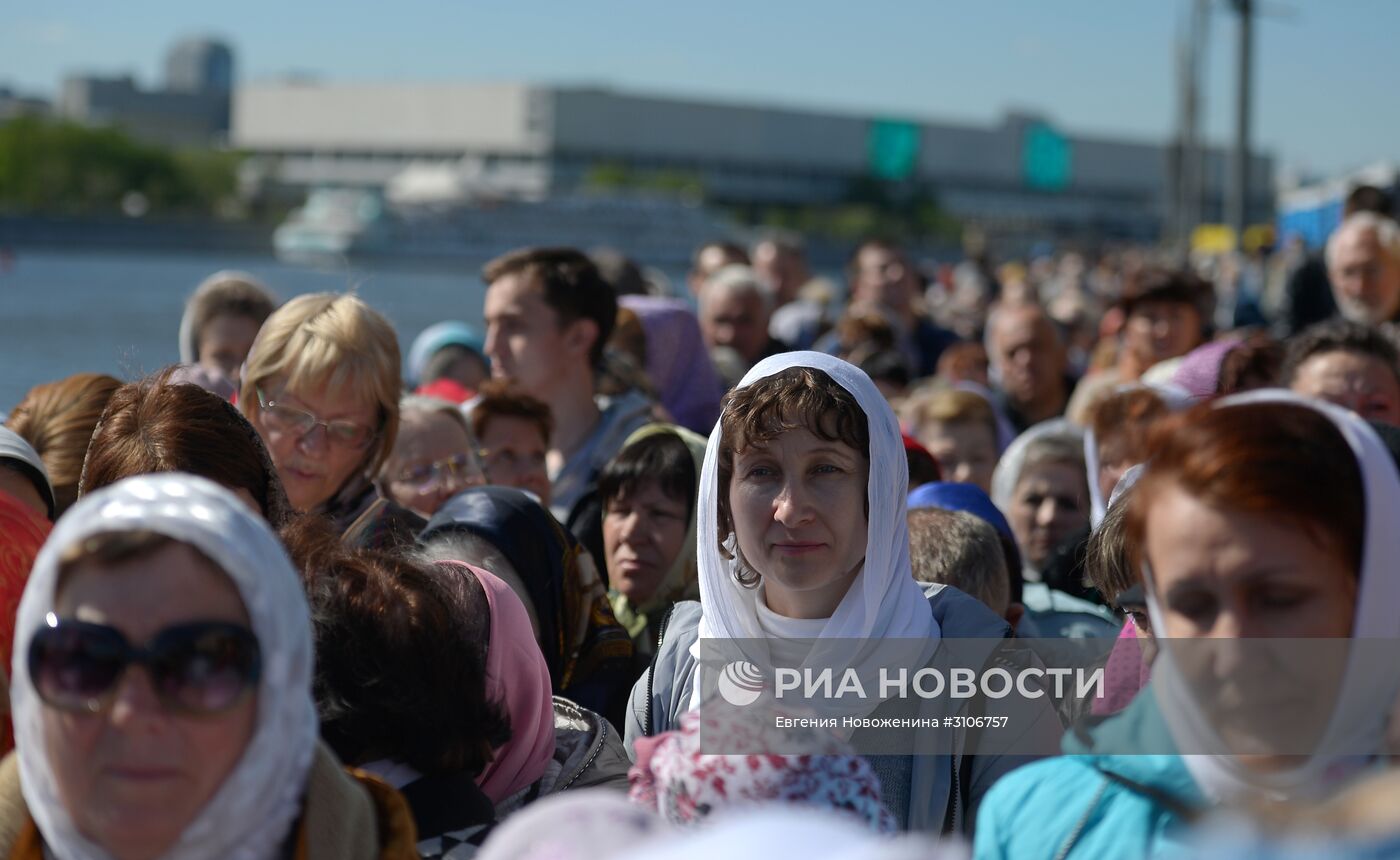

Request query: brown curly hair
[{"left": 715, "top": 367, "right": 869, "bottom": 586}]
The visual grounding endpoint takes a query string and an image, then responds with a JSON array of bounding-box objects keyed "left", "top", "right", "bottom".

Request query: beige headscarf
[{"left": 608, "top": 424, "right": 707, "bottom": 641}]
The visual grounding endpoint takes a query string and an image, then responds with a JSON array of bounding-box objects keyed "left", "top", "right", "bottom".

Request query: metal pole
[
  {"left": 1228, "top": 0, "right": 1253, "bottom": 247},
  {"left": 1189, "top": 0, "right": 1209, "bottom": 240}
]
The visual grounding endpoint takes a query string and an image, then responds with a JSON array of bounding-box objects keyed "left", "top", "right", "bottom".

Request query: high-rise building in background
[
  {"left": 165, "top": 38, "right": 234, "bottom": 94},
  {"left": 58, "top": 37, "right": 233, "bottom": 147}
]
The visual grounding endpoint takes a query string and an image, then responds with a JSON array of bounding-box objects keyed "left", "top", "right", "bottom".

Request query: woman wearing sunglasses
[
  {"left": 0, "top": 473, "right": 417, "bottom": 859},
  {"left": 240, "top": 292, "right": 423, "bottom": 550}
]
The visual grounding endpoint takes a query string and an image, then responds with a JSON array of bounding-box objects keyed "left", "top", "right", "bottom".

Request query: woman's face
[
  {"left": 729, "top": 427, "right": 870, "bottom": 619},
  {"left": 198, "top": 314, "right": 261, "bottom": 386},
  {"left": 1290, "top": 350, "right": 1400, "bottom": 426},
  {"left": 46, "top": 542, "right": 257, "bottom": 860},
  {"left": 251, "top": 378, "right": 380, "bottom": 511},
  {"left": 477, "top": 416, "right": 551, "bottom": 507},
  {"left": 0, "top": 469, "right": 48, "bottom": 521},
  {"left": 383, "top": 411, "right": 483, "bottom": 518},
  {"left": 604, "top": 479, "right": 690, "bottom": 607},
  {"left": 1145, "top": 483, "right": 1357, "bottom": 640},
  {"left": 1144, "top": 482, "right": 1359, "bottom": 769},
  {"left": 1096, "top": 438, "right": 1134, "bottom": 507},
  {"left": 1123, "top": 300, "right": 1203, "bottom": 367},
  {"left": 919, "top": 420, "right": 997, "bottom": 493},
  {"left": 1008, "top": 461, "right": 1088, "bottom": 571}
]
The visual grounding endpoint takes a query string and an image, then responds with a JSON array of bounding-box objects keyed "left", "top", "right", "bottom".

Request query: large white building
[{"left": 233, "top": 82, "right": 1273, "bottom": 243}]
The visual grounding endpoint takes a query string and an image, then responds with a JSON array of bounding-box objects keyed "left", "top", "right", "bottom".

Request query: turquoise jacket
[{"left": 974, "top": 686, "right": 1204, "bottom": 860}]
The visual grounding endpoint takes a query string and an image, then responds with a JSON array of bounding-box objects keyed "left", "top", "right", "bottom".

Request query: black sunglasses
[{"left": 28, "top": 613, "right": 262, "bottom": 715}]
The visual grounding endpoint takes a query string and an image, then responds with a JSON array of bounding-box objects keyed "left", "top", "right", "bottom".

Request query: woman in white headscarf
[
  {"left": 975, "top": 391, "right": 1400, "bottom": 859},
  {"left": 990, "top": 419, "right": 1118, "bottom": 639},
  {"left": 0, "top": 472, "right": 418, "bottom": 859},
  {"left": 624, "top": 352, "right": 1061, "bottom": 835}
]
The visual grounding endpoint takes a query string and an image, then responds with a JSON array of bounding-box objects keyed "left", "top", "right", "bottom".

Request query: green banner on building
[
  {"left": 1022, "top": 121, "right": 1072, "bottom": 191},
  {"left": 868, "top": 119, "right": 921, "bottom": 181}
]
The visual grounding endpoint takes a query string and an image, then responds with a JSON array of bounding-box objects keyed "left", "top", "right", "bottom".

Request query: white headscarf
[
  {"left": 694, "top": 352, "right": 935, "bottom": 699},
  {"left": 614, "top": 807, "right": 961, "bottom": 860},
  {"left": 989, "top": 417, "right": 1084, "bottom": 518},
  {"left": 1143, "top": 391, "right": 1400, "bottom": 802},
  {"left": 13, "top": 473, "right": 318, "bottom": 860}
]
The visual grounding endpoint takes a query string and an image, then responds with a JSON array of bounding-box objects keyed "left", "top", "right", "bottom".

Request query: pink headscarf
[
  {"left": 440, "top": 560, "right": 557, "bottom": 804},
  {"left": 1169, "top": 337, "right": 1241, "bottom": 400},
  {"left": 1091, "top": 617, "right": 1152, "bottom": 716}
]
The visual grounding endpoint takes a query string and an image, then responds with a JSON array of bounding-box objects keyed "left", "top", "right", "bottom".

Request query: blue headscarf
[
  {"left": 908, "top": 481, "right": 1014, "bottom": 542},
  {"left": 406, "top": 322, "right": 486, "bottom": 388},
  {"left": 907, "top": 481, "right": 1023, "bottom": 602}
]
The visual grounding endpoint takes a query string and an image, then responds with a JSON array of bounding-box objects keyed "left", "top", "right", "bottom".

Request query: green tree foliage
[
  {"left": 0, "top": 117, "right": 240, "bottom": 215},
  {"left": 736, "top": 179, "right": 960, "bottom": 245},
  {"left": 582, "top": 162, "right": 704, "bottom": 199}
]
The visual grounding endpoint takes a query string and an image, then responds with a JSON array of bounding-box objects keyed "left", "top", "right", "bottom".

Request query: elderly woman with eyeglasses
[
  {"left": 377, "top": 395, "right": 487, "bottom": 519},
  {"left": 241, "top": 292, "right": 424, "bottom": 550}
]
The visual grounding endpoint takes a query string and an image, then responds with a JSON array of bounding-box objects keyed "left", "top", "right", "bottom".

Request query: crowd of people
[{"left": 4, "top": 184, "right": 1400, "bottom": 858}]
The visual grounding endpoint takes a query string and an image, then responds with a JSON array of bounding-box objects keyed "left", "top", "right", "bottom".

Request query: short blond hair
[
  {"left": 907, "top": 507, "right": 1010, "bottom": 614},
  {"left": 240, "top": 293, "right": 401, "bottom": 475}
]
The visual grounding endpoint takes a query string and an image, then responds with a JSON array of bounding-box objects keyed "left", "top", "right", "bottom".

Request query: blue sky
[{"left": 3, "top": 0, "right": 1393, "bottom": 176}]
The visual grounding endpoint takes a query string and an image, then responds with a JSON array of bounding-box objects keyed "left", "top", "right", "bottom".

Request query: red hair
[
  {"left": 1090, "top": 388, "right": 1170, "bottom": 466},
  {"left": 1125, "top": 402, "right": 1364, "bottom": 576}
]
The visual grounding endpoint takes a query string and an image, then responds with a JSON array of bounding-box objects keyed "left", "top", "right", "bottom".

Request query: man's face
[
  {"left": 1122, "top": 300, "right": 1203, "bottom": 366},
  {"left": 853, "top": 246, "right": 915, "bottom": 312},
  {"left": 483, "top": 274, "right": 573, "bottom": 399},
  {"left": 701, "top": 290, "right": 770, "bottom": 365},
  {"left": 990, "top": 309, "right": 1065, "bottom": 407},
  {"left": 1330, "top": 227, "right": 1400, "bottom": 325},
  {"left": 688, "top": 246, "right": 744, "bottom": 297},
  {"left": 753, "top": 243, "right": 805, "bottom": 305}
]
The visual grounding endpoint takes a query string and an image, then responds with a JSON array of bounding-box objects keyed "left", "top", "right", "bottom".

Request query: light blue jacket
[
  {"left": 974, "top": 687, "right": 1203, "bottom": 859},
  {"left": 624, "top": 584, "right": 1065, "bottom": 836}
]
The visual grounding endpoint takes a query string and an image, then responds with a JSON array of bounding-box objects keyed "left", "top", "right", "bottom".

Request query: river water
[{"left": 0, "top": 249, "right": 618, "bottom": 411}]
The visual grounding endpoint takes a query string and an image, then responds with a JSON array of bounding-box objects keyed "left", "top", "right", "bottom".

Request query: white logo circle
[{"left": 717, "top": 661, "right": 765, "bottom": 707}]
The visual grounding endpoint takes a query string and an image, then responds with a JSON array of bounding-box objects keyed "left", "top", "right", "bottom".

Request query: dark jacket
[{"left": 402, "top": 771, "right": 495, "bottom": 859}]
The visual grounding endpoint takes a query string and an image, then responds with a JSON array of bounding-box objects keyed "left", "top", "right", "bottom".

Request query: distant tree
[{"left": 0, "top": 117, "right": 240, "bottom": 215}]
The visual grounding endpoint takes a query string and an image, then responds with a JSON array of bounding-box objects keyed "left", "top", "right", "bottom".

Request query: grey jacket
[
  {"left": 497, "top": 697, "right": 631, "bottom": 819},
  {"left": 548, "top": 390, "right": 654, "bottom": 524},
  {"left": 623, "top": 585, "right": 1064, "bottom": 836}
]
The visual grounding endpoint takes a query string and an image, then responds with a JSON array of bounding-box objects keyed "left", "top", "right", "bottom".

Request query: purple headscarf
[
  {"left": 1170, "top": 338, "right": 1242, "bottom": 400},
  {"left": 620, "top": 296, "right": 726, "bottom": 434}
]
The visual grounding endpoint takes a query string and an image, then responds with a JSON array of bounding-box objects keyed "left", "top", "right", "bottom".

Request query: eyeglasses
[
  {"left": 392, "top": 451, "right": 485, "bottom": 494},
  {"left": 256, "top": 388, "right": 378, "bottom": 451},
  {"left": 29, "top": 614, "right": 262, "bottom": 715},
  {"left": 477, "top": 447, "right": 547, "bottom": 473}
]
